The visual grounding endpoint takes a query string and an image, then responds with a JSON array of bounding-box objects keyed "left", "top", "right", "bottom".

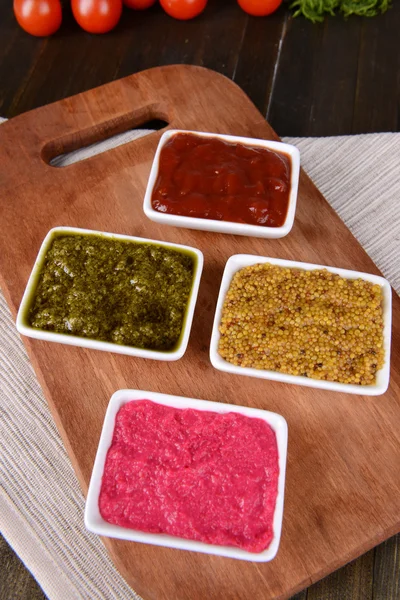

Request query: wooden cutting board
[{"left": 0, "top": 65, "right": 399, "bottom": 600}]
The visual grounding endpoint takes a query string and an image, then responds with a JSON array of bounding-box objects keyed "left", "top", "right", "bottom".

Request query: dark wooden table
[{"left": 0, "top": 0, "right": 399, "bottom": 598}]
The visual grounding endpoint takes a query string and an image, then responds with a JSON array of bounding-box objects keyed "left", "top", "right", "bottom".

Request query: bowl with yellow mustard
[{"left": 210, "top": 254, "right": 392, "bottom": 395}]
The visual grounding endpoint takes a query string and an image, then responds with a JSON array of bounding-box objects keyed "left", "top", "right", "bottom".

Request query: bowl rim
[
  {"left": 143, "top": 129, "right": 300, "bottom": 239},
  {"left": 209, "top": 254, "right": 392, "bottom": 396},
  {"left": 84, "top": 389, "right": 288, "bottom": 562},
  {"left": 16, "top": 226, "right": 204, "bottom": 361}
]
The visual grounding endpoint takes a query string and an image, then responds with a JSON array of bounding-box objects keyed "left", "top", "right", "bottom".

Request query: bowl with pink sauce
[{"left": 85, "top": 389, "right": 288, "bottom": 562}]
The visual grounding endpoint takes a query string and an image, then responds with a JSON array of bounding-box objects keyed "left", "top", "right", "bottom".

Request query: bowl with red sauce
[
  {"left": 143, "top": 130, "right": 300, "bottom": 238},
  {"left": 85, "top": 389, "right": 288, "bottom": 562}
]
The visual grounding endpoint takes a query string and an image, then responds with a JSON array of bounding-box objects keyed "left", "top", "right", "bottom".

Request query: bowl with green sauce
[{"left": 16, "top": 227, "right": 203, "bottom": 360}]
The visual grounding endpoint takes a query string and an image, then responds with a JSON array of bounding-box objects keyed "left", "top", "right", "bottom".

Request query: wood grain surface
[
  {"left": 1, "top": 0, "right": 399, "bottom": 137},
  {"left": 0, "top": 65, "right": 399, "bottom": 600}
]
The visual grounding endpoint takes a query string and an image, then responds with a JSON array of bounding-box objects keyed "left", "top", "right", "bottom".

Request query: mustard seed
[{"left": 218, "top": 263, "right": 385, "bottom": 385}]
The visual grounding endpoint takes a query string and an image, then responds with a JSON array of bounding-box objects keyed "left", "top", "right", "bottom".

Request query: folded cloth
[{"left": 1, "top": 120, "right": 399, "bottom": 600}]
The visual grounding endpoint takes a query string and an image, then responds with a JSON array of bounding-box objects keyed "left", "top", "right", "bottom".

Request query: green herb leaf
[
  {"left": 341, "top": 0, "right": 391, "bottom": 17},
  {"left": 289, "top": 0, "right": 340, "bottom": 23},
  {"left": 289, "top": 0, "right": 392, "bottom": 21}
]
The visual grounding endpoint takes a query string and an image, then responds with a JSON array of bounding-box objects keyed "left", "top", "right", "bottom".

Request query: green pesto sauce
[{"left": 27, "top": 234, "right": 195, "bottom": 351}]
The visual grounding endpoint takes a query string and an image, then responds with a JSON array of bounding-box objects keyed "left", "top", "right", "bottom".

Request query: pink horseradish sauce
[{"left": 99, "top": 400, "right": 279, "bottom": 553}]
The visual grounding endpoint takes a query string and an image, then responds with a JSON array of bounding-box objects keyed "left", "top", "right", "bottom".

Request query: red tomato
[
  {"left": 13, "top": 0, "right": 62, "bottom": 36},
  {"left": 159, "top": 0, "right": 207, "bottom": 20},
  {"left": 237, "top": 0, "right": 282, "bottom": 16},
  {"left": 124, "top": 0, "right": 156, "bottom": 9},
  {"left": 71, "top": 0, "right": 122, "bottom": 33}
]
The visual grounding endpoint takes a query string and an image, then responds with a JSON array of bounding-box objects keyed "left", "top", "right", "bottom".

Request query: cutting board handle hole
[{"left": 42, "top": 112, "right": 169, "bottom": 167}]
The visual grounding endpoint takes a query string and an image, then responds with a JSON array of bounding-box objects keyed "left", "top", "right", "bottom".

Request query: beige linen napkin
[{"left": 1, "top": 120, "right": 399, "bottom": 599}]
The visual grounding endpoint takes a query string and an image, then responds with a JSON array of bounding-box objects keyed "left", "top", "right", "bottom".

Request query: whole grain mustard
[{"left": 218, "top": 263, "right": 385, "bottom": 385}]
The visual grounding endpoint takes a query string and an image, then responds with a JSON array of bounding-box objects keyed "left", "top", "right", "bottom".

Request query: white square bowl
[
  {"left": 85, "top": 389, "right": 288, "bottom": 562},
  {"left": 16, "top": 227, "right": 203, "bottom": 361},
  {"left": 143, "top": 129, "right": 300, "bottom": 239},
  {"left": 210, "top": 255, "right": 392, "bottom": 396}
]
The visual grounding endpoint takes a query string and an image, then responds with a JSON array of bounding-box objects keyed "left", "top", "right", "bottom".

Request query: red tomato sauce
[
  {"left": 99, "top": 399, "right": 280, "bottom": 553},
  {"left": 151, "top": 133, "right": 291, "bottom": 227}
]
